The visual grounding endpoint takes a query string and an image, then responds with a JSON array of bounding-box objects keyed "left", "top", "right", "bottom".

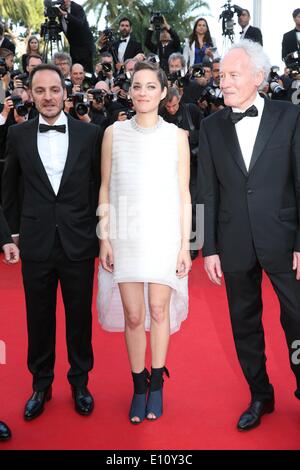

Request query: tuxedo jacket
[
  {"left": 114, "top": 38, "right": 143, "bottom": 62},
  {"left": 282, "top": 29, "right": 299, "bottom": 60},
  {"left": 0, "top": 37, "right": 15, "bottom": 54},
  {"left": 0, "top": 206, "right": 11, "bottom": 247},
  {"left": 244, "top": 26, "right": 263, "bottom": 46},
  {"left": 2, "top": 114, "right": 102, "bottom": 261},
  {"left": 61, "top": 1, "right": 94, "bottom": 48},
  {"left": 198, "top": 99, "right": 300, "bottom": 272}
]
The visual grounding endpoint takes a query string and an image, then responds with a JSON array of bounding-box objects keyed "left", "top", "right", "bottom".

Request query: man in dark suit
[
  {"left": 282, "top": 8, "right": 300, "bottom": 62},
  {"left": 238, "top": 9, "right": 263, "bottom": 45},
  {"left": 0, "top": 23, "right": 15, "bottom": 55},
  {"left": 99, "top": 17, "right": 143, "bottom": 69},
  {"left": 58, "top": 0, "right": 94, "bottom": 73},
  {"left": 198, "top": 39, "right": 300, "bottom": 431},
  {"left": 2, "top": 63, "right": 101, "bottom": 421},
  {"left": 0, "top": 206, "right": 19, "bottom": 441}
]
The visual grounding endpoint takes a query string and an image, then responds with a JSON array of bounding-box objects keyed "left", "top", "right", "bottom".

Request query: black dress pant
[
  {"left": 22, "top": 232, "right": 95, "bottom": 391},
  {"left": 224, "top": 261, "right": 300, "bottom": 402}
]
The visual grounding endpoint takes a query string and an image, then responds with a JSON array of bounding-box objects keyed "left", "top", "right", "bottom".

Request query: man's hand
[
  {"left": 1, "top": 96, "right": 14, "bottom": 120},
  {"left": 204, "top": 254, "right": 223, "bottom": 285},
  {"left": 293, "top": 251, "right": 300, "bottom": 280},
  {"left": 2, "top": 243, "right": 19, "bottom": 264},
  {"left": 57, "top": 7, "right": 68, "bottom": 17}
]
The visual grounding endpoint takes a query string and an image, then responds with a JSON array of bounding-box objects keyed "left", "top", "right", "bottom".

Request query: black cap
[{"left": 293, "top": 8, "right": 300, "bottom": 18}]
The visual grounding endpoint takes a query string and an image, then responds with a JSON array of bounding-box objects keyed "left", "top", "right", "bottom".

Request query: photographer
[
  {"left": 93, "top": 52, "right": 115, "bottom": 87},
  {"left": 53, "top": 52, "right": 72, "bottom": 80},
  {"left": 0, "top": 48, "right": 15, "bottom": 98},
  {"left": 238, "top": 9, "right": 263, "bottom": 45},
  {"left": 0, "top": 22, "right": 15, "bottom": 55},
  {"left": 99, "top": 17, "right": 143, "bottom": 71},
  {"left": 145, "top": 15, "right": 181, "bottom": 72},
  {"left": 56, "top": 0, "right": 94, "bottom": 73},
  {"left": 282, "top": 9, "right": 300, "bottom": 63},
  {"left": 13, "top": 54, "right": 43, "bottom": 90},
  {"left": 160, "top": 87, "right": 203, "bottom": 259}
]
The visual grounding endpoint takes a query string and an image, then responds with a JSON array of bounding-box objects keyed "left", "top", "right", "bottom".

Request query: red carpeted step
[{"left": 0, "top": 254, "right": 299, "bottom": 449}]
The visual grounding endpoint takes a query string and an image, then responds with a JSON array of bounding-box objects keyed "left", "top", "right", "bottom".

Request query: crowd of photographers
[{"left": 1, "top": 1, "right": 300, "bottom": 261}]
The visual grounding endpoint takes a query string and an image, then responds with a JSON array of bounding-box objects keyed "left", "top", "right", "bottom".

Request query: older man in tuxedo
[
  {"left": 199, "top": 39, "right": 300, "bottom": 431},
  {"left": 2, "top": 64, "right": 101, "bottom": 421},
  {"left": 0, "top": 206, "right": 19, "bottom": 440}
]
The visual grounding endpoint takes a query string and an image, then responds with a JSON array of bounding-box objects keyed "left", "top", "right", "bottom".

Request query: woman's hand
[
  {"left": 205, "top": 47, "right": 214, "bottom": 58},
  {"left": 176, "top": 249, "right": 192, "bottom": 278},
  {"left": 100, "top": 240, "right": 114, "bottom": 272}
]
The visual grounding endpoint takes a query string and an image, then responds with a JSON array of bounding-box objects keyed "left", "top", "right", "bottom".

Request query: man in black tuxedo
[
  {"left": 199, "top": 39, "right": 300, "bottom": 431},
  {"left": 2, "top": 64, "right": 101, "bottom": 421},
  {"left": 57, "top": 0, "right": 94, "bottom": 73},
  {"left": 282, "top": 8, "right": 300, "bottom": 62},
  {"left": 99, "top": 17, "right": 143, "bottom": 70},
  {"left": 0, "top": 23, "right": 15, "bottom": 55},
  {"left": 0, "top": 206, "right": 19, "bottom": 440},
  {"left": 238, "top": 9, "right": 263, "bottom": 45}
]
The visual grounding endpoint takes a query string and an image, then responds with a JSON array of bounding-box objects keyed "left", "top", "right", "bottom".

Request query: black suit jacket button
[{"left": 247, "top": 189, "right": 253, "bottom": 195}]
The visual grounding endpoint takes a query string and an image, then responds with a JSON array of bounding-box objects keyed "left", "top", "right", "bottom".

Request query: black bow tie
[
  {"left": 120, "top": 39, "right": 127, "bottom": 43},
  {"left": 240, "top": 30, "right": 244, "bottom": 34},
  {"left": 39, "top": 124, "right": 66, "bottom": 133},
  {"left": 230, "top": 105, "right": 258, "bottom": 124}
]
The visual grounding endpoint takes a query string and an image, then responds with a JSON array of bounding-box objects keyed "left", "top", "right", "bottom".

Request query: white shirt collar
[
  {"left": 232, "top": 93, "right": 264, "bottom": 115},
  {"left": 39, "top": 111, "right": 68, "bottom": 127}
]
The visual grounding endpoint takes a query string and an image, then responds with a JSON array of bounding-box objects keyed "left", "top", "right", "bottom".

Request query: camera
[
  {"left": 147, "top": 54, "right": 160, "bottom": 64},
  {"left": 89, "top": 89, "right": 106, "bottom": 104},
  {"left": 198, "top": 86, "right": 224, "bottom": 107},
  {"left": 114, "top": 71, "right": 131, "bottom": 93},
  {"left": 0, "top": 57, "right": 9, "bottom": 78},
  {"left": 11, "top": 71, "right": 29, "bottom": 88},
  {"left": 150, "top": 11, "right": 164, "bottom": 31},
  {"left": 11, "top": 95, "right": 29, "bottom": 117},
  {"left": 167, "top": 69, "right": 187, "bottom": 88},
  {"left": 191, "top": 64, "right": 205, "bottom": 79},
  {"left": 102, "top": 28, "right": 116, "bottom": 44},
  {"left": 124, "top": 109, "right": 136, "bottom": 120},
  {"left": 72, "top": 92, "right": 89, "bottom": 116},
  {"left": 219, "top": 1, "right": 243, "bottom": 39},
  {"left": 44, "top": 0, "right": 64, "bottom": 19}
]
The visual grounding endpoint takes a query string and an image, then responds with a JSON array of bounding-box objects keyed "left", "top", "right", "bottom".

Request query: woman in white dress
[{"left": 98, "top": 61, "right": 191, "bottom": 424}]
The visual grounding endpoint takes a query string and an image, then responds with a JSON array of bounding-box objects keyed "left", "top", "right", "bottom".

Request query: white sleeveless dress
[{"left": 97, "top": 117, "right": 188, "bottom": 333}]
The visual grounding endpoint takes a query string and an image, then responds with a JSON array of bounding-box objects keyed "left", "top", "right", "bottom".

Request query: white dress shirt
[
  {"left": 61, "top": 6, "right": 71, "bottom": 33},
  {"left": 240, "top": 24, "right": 250, "bottom": 40},
  {"left": 232, "top": 94, "right": 264, "bottom": 171},
  {"left": 37, "top": 112, "right": 69, "bottom": 195},
  {"left": 118, "top": 35, "right": 130, "bottom": 63}
]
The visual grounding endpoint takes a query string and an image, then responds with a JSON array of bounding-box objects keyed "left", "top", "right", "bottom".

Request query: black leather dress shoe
[
  {"left": 0, "top": 421, "right": 11, "bottom": 441},
  {"left": 24, "top": 386, "right": 52, "bottom": 421},
  {"left": 71, "top": 387, "right": 94, "bottom": 416},
  {"left": 190, "top": 250, "right": 199, "bottom": 260},
  {"left": 237, "top": 399, "right": 275, "bottom": 431}
]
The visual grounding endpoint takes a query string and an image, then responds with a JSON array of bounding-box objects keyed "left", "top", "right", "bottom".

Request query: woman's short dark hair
[
  {"left": 131, "top": 61, "right": 168, "bottom": 91},
  {"left": 29, "top": 63, "right": 65, "bottom": 89}
]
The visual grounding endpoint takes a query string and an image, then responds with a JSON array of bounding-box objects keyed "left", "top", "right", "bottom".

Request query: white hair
[{"left": 223, "top": 39, "right": 271, "bottom": 84}]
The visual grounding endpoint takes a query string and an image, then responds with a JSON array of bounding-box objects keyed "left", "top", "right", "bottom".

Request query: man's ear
[{"left": 63, "top": 87, "right": 67, "bottom": 101}]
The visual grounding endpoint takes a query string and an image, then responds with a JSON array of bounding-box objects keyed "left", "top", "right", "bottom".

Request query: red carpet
[{"left": 0, "top": 254, "right": 299, "bottom": 450}]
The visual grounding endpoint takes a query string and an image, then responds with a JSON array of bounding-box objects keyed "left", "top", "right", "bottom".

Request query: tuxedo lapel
[
  {"left": 248, "top": 100, "right": 282, "bottom": 173},
  {"left": 220, "top": 110, "right": 248, "bottom": 177},
  {"left": 26, "top": 117, "right": 56, "bottom": 196},
  {"left": 57, "top": 115, "right": 80, "bottom": 194}
]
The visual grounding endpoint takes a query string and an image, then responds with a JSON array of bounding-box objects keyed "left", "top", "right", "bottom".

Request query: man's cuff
[{"left": 11, "top": 234, "right": 19, "bottom": 237}]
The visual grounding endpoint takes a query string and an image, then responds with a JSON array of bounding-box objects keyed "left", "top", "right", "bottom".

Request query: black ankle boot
[
  {"left": 146, "top": 366, "right": 170, "bottom": 420},
  {"left": 129, "top": 368, "right": 150, "bottom": 424}
]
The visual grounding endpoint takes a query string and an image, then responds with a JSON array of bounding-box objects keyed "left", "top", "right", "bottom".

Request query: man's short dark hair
[
  {"left": 119, "top": 17, "right": 132, "bottom": 27},
  {"left": 241, "top": 9, "right": 250, "bottom": 16},
  {"left": 293, "top": 8, "right": 300, "bottom": 18},
  {"left": 26, "top": 54, "right": 43, "bottom": 66},
  {"left": 29, "top": 63, "right": 65, "bottom": 89}
]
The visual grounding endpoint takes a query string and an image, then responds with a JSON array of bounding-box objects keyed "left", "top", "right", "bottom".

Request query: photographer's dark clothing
[
  {"left": 145, "top": 29, "right": 181, "bottom": 72},
  {"left": 90, "top": 108, "right": 109, "bottom": 129},
  {"left": 0, "top": 37, "right": 15, "bottom": 54},
  {"left": 282, "top": 29, "right": 300, "bottom": 61},
  {"left": 242, "top": 26, "right": 263, "bottom": 46},
  {"left": 60, "top": 1, "right": 94, "bottom": 73},
  {"left": 180, "top": 80, "right": 205, "bottom": 105}
]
